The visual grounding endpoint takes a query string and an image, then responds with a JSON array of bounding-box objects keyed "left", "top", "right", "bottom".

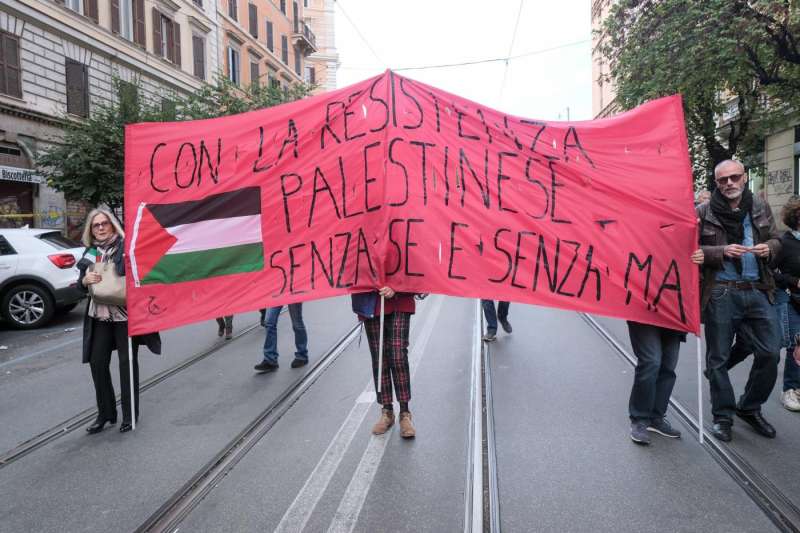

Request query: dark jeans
[
  {"left": 89, "top": 320, "right": 139, "bottom": 424},
  {"left": 728, "top": 290, "right": 798, "bottom": 391},
  {"left": 262, "top": 303, "right": 308, "bottom": 364},
  {"left": 704, "top": 287, "right": 779, "bottom": 422},
  {"left": 481, "top": 300, "right": 509, "bottom": 334},
  {"left": 627, "top": 321, "right": 681, "bottom": 422}
]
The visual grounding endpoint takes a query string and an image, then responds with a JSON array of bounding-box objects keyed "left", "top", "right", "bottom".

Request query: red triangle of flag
[{"left": 133, "top": 206, "right": 177, "bottom": 282}]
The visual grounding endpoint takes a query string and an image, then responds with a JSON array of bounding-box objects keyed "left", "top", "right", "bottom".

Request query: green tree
[
  {"left": 600, "top": 0, "right": 800, "bottom": 187},
  {"left": 37, "top": 76, "right": 313, "bottom": 213}
]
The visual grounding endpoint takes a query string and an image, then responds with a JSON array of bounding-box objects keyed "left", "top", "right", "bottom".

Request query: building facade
[
  {"left": 218, "top": 0, "right": 316, "bottom": 91},
  {"left": 303, "top": 0, "right": 337, "bottom": 92},
  {"left": 0, "top": 0, "right": 219, "bottom": 234}
]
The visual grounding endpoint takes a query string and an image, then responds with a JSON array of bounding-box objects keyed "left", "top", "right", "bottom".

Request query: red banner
[{"left": 124, "top": 70, "right": 699, "bottom": 335}]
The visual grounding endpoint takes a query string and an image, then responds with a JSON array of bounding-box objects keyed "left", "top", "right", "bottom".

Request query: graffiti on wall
[{"left": 767, "top": 168, "right": 793, "bottom": 195}]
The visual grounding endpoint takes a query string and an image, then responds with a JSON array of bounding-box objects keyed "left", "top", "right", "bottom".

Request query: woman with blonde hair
[{"left": 77, "top": 208, "right": 159, "bottom": 433}]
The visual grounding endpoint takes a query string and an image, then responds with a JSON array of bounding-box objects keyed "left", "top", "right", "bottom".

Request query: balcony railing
[{"left": 292, "top": 20, "right": 317, "bottom": 54}]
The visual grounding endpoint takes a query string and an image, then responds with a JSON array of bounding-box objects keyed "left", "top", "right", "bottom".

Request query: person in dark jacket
[
  {"left": 77, "top": 208, "right": 160, "bottom": 434},
  {"left": 352, "top": 287, "right": 416, "bottom": 438},
  {"left": 695, "top": 159, "right": 782, "bottom": 442},
  {"left": 772, "top": 196, "right": 800, "bottom": 411}
]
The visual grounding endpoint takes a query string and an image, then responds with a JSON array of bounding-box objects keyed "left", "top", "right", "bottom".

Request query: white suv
[{"left": 0, "top": 228, "right": 86, "bottom": 329}]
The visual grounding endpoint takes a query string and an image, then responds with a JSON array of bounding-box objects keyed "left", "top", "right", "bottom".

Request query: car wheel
[{"left": 1, "top": 284, "right": 55, "bottom": 329}]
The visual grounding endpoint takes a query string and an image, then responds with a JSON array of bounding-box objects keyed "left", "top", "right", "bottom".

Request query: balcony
[{"left": 292, "top": 20, "right": 317, "bottom": 55}]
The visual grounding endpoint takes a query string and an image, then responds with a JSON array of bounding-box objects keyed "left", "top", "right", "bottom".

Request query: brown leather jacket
[{"left": 696, "top": 196, "right": 781, "bottom": 310}]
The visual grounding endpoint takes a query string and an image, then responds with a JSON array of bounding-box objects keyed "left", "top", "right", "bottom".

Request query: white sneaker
[{"left": 782, "top": 389, "right": 800, "bottom": 411}]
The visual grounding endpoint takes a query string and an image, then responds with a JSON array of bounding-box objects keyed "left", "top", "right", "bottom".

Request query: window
[
  {"left": 280, "top": 0, "right": 286, "bottom": 14},
  {"left": 270, "top": 76, "right": 280, "bottom": 89},
  {"left": 0, "top": 32, "right": 22, "bottom": 98},
  {"left": 37, "top": 232, "right": 80, "bottom": 250},
  {"left": 192, "top": 35, "right": 206, "bottom": 80},
  {"left": 304, "top": 0, "right": 308, "bottom": 7},
  {"left": 250, "top": 61, "right": 259, "bottom": 87},
  {"left": 66, "top": 0, "right": 99, "bottom": 23},
  {"left": 293, "top": 2, "right": 298, "bottom": 30},
  {"left": 281, "top": 35, "right": 288, "bottom": 63},
  {"left": 152, "top": 10, "right": 181, "bottom": 66},
  {"left": 132, "top": 0, "right": 146, "bottom": 47},
  {"left": 192, "top": 0, "right": 202, "bottom": 6},
  {"left": 118, "top": 81, "right": 138, "bottom": 114},
  {"left": 113, "top": 0, "right": 134, "bottom": 40},
  {"left": 161, "top": 98, "right": 176, "bottom": 119},
  {"left": 294, "top": 45, "right": 301, "bottom": 75},
  {"left": 304, "top": 65, "right": 315, "bottom": 85},
  {"left": 266, "top": 20, "right": 273, "bottom": 52},
  {"left": 66, "top": 0, "right": 83, "bottom": 15},
  {"left": 0, "top": 236, "right": 16, "bottom": 255},
  {"left": 227, "top": 46, "right": 240, "bottom": 85},
  {"left": 65, "top": 59, "right": 89, "bottom": 117},
  {"left": 248, "top": 4, "right": 258, "bottom": 37},
  {"left": 228, "top": 0, "right": 238, "bottom": 20}
]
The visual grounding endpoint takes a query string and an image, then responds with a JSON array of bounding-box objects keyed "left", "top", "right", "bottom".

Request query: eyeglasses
[
  {"left": 715, "top": 173, "right": 745, "bottom": 185},
  {"left": 91, "top": 221, "right": 111, "bottom": 230}
]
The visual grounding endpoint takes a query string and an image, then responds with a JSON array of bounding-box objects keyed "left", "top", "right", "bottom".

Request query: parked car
[{"left": 0, "top": 228, "right": 86, "bottom": 329}]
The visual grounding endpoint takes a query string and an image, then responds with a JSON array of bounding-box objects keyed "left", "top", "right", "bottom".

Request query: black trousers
[{"left": 89, "top": 320, "right": 139, "bottom": 423}]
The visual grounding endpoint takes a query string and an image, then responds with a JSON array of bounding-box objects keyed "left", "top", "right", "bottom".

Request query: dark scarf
[
  {"left": 92, "top": 233, "right": 119, "bottom": 259},
  {"left": 710, "top": 187, "right": 753, "bottom": 273}
]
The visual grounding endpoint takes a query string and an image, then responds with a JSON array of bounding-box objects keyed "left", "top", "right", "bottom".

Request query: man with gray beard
[{"left": 695, "top": 159, "right": 781, "bottom": 442}]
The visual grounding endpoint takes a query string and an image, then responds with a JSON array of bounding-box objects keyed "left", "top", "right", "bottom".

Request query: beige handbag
[{"left": 88, "top": 261, "right": 127, "bottom": 306}]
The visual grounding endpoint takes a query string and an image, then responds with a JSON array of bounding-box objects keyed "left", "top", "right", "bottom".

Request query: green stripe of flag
[{"left": 141, "top": 243, "right": 264, "bottom": 285}]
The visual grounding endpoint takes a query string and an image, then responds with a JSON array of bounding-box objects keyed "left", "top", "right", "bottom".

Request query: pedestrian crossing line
[
  {"left": 274, "top": 296, "right": 443, "bottom": 533},
  {"left": 326, "top": 296, "right": 443, "bottom": 533}
]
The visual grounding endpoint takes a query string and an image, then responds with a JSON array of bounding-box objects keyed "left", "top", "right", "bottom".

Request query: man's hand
[
  {"left": 749, "top": 243, "right": 770, "bottom": 258},
  {"left": 691, "top": 249, "right": 704, "bottom": 265},
  {"left": 378, "top": 286, "right": 395, "bottom": 299},
  {"left": 723, "top": 244, "right": 749, "bottom": 258}
]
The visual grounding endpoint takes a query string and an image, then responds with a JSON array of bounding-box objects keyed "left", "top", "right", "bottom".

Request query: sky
[{"left": 333, "top": 0, "right": 593, "bottom": 122}]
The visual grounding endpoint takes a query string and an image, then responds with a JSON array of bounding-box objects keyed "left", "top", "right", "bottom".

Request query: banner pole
[
  {"left": 696, "top": 335, "right": 703, "bottom": 444},
  {"left": 377, "top": 295, "right": 385, "bottom": 395},
  {"left": 128, "top": 336, "right": 136, "bottom": 431}
]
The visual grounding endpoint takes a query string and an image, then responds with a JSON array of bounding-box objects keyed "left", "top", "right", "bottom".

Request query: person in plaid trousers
[{"left": 352, "top": 286, "right": 416, "bottom": 438}]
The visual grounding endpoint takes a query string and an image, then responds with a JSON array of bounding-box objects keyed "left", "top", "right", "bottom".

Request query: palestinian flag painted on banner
[{"left": 131, "top": 187, "right": 263, "bottom": 285}]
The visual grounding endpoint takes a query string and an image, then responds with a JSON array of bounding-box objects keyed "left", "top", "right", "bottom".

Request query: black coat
[{"left": 77, "top": 237, "right": 161, "bottom": 363}]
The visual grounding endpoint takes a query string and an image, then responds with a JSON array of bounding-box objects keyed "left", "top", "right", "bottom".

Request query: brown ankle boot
[
  {"left": 399, "top": 411, "right": 415, "bottom": 438},
  {"left": 371, "top": 408, "right": 395, "bottom": 435}
]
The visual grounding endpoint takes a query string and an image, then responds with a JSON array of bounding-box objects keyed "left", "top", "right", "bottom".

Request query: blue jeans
[
  {"left": 481, "top": 300, "right": 509, "bottom": 334},
  {"left": 728, "top": 289, "right": 798, "bottom": 391},
  {"left": 785, "top": 300, "right": 800, "bottom": 391},
  {"left": 704, "top": 287, "right": 779, "bottom": 421},
  {"left": 627, "top": 321, "right": 682, "bottom": 422},
  {"left": 262, "top": 303, "right": 308, "bottom": 365}
]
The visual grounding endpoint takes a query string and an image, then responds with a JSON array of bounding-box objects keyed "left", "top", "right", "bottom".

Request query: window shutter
[
  {"left": 228, "top": 0, "right": 237, "bottom": 20},
  {"left": 293, "top": 2, "right": 298, "bottom": 32},
  {"left": 110, "top": 0, "right": 120, "bottom": 33},
  {"left": 281, "top": 35, "right": 287, "bottom": 63},
  {"left": 152, "top": 8, "right": 162, "bottom": 56},
  {"left": 266, "top": 20, "right": 273, "bottom": 51},
  {"left": 84, "top": 0, "right": 99, "bottom": 23},
  {"left": 248, "top": 4, "right": 258, "bottom": 37},
  {"left": 0, "top": 35, "right": 6, "bottom": 97},
  {"left": 133, "top": 0, "right": 145, "bottom": 46},
  {"left": 173, "top": 22, "right": 181, "bottom": 66},
  {"left": 192, "top": 35, "right": 205, "bottom": 79},
  {"left": 250, "top": 61, "right": 259, "bottom": 86},
  {"left": 1, "top": 34, "right": 22, "bottom": 98},
  {"left": 66, "top": 60, "right": 89, "bottom": 117},
  {"left": 165, "top": 18, "right": 174, "bottom": 62}
]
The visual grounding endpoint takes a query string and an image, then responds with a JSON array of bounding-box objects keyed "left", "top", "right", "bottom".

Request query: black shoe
[
  {"left": 647, "top": 418, "right": 681, "bottom": 438},
  {"left": 630, "top": 421, "right": 651, "bottom": 445},
  {"left": 482, "top": 332, "right": 496, "bottom": 342},
  {"left": 86, "top": 417, "right": 114, "bottom": 434},
  {"left": 119, "top": 422, "right": 133, "bottom": 433},
  {"left": 736, "top": 410, "right": 776, "bottom": 438},
  {"left": 254, "top": 360, "right": 279, "bottom": 373},
  {"left": 291, "top": 358, "right": 308, "bottom": 368},
  {"left": 711, "top": 421, "right": 732, "bottom": 442},
  {"left": 225, "top": 327, "right": 233, "bottom": 340},
  {"left": 499, "top": 319, "right": 512, "bottom": 334}
]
